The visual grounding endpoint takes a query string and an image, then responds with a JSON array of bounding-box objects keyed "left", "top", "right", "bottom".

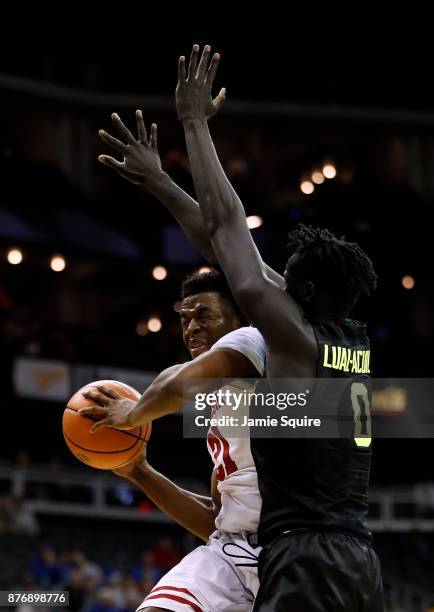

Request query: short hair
[
  {"left": 180, "top": 269, "right": 242, "bottom": 316},
  {"left": 286, "top": 224, "right": 378, "bottom": 304}
]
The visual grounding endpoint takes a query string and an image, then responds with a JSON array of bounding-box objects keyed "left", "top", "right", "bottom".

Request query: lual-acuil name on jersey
[{"left": 322, "top": 344, "right": 370, "bottom": 374}]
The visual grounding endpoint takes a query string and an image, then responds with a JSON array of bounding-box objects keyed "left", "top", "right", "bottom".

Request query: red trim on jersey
[
  {"left": 149, "top": 585, "right": 201, "bottom": 603},
  {"left": 145, "top": 592, "right": 202, "bottom": 611}
]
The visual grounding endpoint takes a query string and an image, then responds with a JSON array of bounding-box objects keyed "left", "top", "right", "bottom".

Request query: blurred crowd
[
  {"left": 0, "top": 495, "right": 40, "bottom": 537},
  {"left": 13, "top": 538, "right": 182, "bottom": 612}
]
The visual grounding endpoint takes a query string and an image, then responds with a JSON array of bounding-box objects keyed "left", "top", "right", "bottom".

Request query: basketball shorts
[
  {"left": 138, "top": 530, "right": 261, "bottom": 611},
  {"left": 252, "top": 529, "right": 384, "bottom": 611}
]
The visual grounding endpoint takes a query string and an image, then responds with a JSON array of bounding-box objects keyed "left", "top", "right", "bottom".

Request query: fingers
[
  {"left": 136, "top": 110, "right": 147, "bottom": 144},
  {"left": 78, "top": 406, "right": 108, "bottom": 417},
  {"left": 90, "top": 418, "right": 111, "bottom": 433},
  {"left": 205, "top": 53, "right": 221, "bottom": 88},
  {"left": 98, "top": 129, "right": 128, "bottom": 152},
  {"left": 212, "top": 87, "right": 227, "bottom": 113},
  {"left": 178, "top": 55, "right": 186, "bottom": 84},
  {"left": 98, "top": 155, "right": 124, "bottom": 170},
  {"left": 78, "top": 406, "right": 111, "bottom": 433},
  {"left": 111, "top": 113, "right": 136, "bottom": 145},
  {"left": 181, "top": 44, "right": 219, "bottom": 86},
  {"left": 98, "top": 156, "right": 142, "bottom": 184},
  {"left": 150, "top": 123, "right": 158, "bottom": 149},
  {"left": 82, "top": 390, "right": 109, "bottom": 406},
  {"left": 96, "top": 385, "right": 119, "bottom": 399},
  {"left": 187, "top": 44, "right": 199, "bottom": 81},
  {"left": 196, "top": 45, "right": 211, "bottom": 81}
]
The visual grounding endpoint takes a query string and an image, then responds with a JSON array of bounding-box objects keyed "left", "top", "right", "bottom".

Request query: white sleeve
[{"left": 210, "top": 326, "right": 266, "bottom": 376}]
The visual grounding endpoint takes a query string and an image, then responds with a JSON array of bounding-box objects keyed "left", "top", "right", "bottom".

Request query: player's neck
[
  {"left": 307, "top": 293, "right": 350, "bottom": 320},
  {"left": 308, "top": 306, "right": 350, "bottom": 320}
]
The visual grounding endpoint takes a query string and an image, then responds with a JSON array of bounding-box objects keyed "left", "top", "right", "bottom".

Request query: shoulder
[
  {"left": 211, "top": 327, "right": 266, "bottom": 375},
  {"left": 212, "top": 326, "right": 265, "bottom": 350}
]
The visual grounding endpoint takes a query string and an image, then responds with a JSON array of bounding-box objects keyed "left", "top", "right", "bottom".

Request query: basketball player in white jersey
[
  {"left": 81, "top": 105, "right": 287, "bottom": 609},
  {"left": 80, "top": 269, "right": 266, "bottom": 611}
]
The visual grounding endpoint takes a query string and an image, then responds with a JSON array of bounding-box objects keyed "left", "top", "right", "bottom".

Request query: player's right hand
[
  {"left": 78, "top": 385, "right": 138, "bottom": 432},
  {"left": 176, "top": 44, "right": 226, "bottom": 124},
  {"left": 98, "top": 111, "right": 163, "bottom": 186}
]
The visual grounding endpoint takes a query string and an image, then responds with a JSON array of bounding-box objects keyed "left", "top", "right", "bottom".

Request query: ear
[
  {"left": 233, "top": 311, "right": 248, "bottom": 329},
  {"left": 304, "top": 281, "right": 316, "bottom": 303}
]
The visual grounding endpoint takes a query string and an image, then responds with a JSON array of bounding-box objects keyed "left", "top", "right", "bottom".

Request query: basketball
[{"left": 63, "top": 379, "right": 151, "bottom": 470}]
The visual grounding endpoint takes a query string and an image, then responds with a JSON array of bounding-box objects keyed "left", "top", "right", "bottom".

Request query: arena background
[{"left": 0, "top": 32, "right": 433, "bottom": 611}]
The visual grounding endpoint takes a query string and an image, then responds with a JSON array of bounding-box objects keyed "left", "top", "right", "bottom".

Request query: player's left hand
[
  {"left": 111, "top": 444, "right": 148, "bottom": 478},
  {"left": 79, "top": 385, "right": 137, "bottom": 432},
  {"left": 176, "top": 44, "right": 226, "bottom": 123}
]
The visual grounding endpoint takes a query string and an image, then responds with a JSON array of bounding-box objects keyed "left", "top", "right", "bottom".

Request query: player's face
[{"left": 180, "top": 292, "right": 241, "bottom": 358}]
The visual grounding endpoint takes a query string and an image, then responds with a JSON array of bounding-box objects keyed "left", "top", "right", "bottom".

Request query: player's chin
[{"left": 189, "top": 344, "right": 208, "bottom": 358}]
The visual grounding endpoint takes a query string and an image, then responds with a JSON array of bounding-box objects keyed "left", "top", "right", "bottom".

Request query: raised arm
[
  {"left": 98, "top": 111, "right": 284, "bottom": 287},
  {"left": 176, "top": 45, "right": 315, "bottom": 357}
]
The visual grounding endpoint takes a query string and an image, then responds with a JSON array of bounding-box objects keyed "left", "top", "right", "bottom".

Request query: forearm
[
  {"left": 144, "top": 171, "right": 216, "bottom": 264},
  {"left": 128, "top": 365, "right": 185, "bottom": 426},
  {"left": 128, "top": 347, "right": 259, "bottom": 427},
  {"left": 182, "top": 118, "right": 243, "bottom": 235},
  {"left": 182, "top": 119, "right": 270, "bottom": 297},
  {"left": 124, "top": 461, "right": 216, "bottom": 541}
]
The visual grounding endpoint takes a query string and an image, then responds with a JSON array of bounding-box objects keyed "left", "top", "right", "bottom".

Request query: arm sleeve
[{"left": 210, "top": 326, "right": 266, "bottom": 376}]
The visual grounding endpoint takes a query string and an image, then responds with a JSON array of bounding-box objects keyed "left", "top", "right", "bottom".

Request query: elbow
[
  {"left": 155, "top": 372, "right": 185, "bottom": 404},
  {"left": 202, "top": 193, "right": 238, "bottom": 237},
  {"left": 232, "top": 274, "right": 268, "bottom": 308},
  {"left": 204, "top": 216, "right": 220, "bottom": 238},
  {"left": 204, "top": 212, "right": 231, "bottom": 238}
]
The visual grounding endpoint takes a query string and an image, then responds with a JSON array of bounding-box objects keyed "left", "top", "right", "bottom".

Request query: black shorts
[{"left": 253, "top": 529, "right": 384, "bottom": 612}]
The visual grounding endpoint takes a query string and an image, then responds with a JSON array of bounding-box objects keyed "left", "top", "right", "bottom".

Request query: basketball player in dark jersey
[{"left": 175, "top": 44, "right": 384, "bottom": 611}]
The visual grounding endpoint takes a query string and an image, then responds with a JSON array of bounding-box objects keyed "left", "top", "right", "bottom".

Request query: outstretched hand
[
  {"left": 176, "top": 44, "right": 226, "bottom": 123},
  {"left": 98, "top": 111, "right": 162, "bottom": 185},
  {"left": 78, "top": 385, "right": 138, "bottom": 433}
]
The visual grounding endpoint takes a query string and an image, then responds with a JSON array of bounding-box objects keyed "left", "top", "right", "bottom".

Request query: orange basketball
[{"left": 63, "top": 380, "right": 151, "bottom": 470}]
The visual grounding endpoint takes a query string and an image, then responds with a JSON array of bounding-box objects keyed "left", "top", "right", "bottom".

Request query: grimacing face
[{"left": 180, "top": 292, "right": 241, "bottom": 358}]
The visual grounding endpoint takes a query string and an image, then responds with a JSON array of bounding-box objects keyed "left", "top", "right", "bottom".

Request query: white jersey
[
  {"left": 137, "top": 327, "right": 265, "bottom": 612},
  {"left": 207, "top": 326, "right": 266, "bottom": 533}
]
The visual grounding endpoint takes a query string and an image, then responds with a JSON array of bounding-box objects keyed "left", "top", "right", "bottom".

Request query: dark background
[
  {"left": 1, "top": 35, "right": 432, "bottom": 485},
  {"left": 0, "top": 27, "right": 433, "bottom": 609}
]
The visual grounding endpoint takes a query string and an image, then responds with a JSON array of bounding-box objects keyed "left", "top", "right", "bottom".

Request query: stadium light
[
  {"left": 401, "top": 275, "right": 415, "bottom": 290},
  {"left": 50, "top": 255, "right": 66, "bottom": 272},
  {"left": 323, "top": 164, "right": 337, "bottom": 179},
  {"left": 312, "top": 171, "right": 325, "bottom": 185},
  {"left": 300, "top": 181, "right": 314, "bottom": 195},
  {"left": 136, "top": 321, "right": 148, "bottom": 336},
  {"left": 246, "top": 215, "right": 263, "bottom": 229},
  {"left": 152, "top": 266, "right": 167, "bottom": 280},
  {"left": 7, "top": 248, "right": 23, "bottom": 265},
  {"left": 148, "top": 317, "right": 162, "bottom": 333}
]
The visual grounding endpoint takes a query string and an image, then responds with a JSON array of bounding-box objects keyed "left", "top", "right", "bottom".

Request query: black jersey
[{"left": 252, "top": 318, "right": 373, "bottom": 546}]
